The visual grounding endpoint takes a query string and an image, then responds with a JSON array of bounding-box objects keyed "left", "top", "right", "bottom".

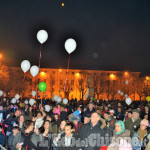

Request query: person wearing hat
[
  {"left": 124, "top": 109, "right": 142, "bottom": 137},
  {"left": 83, "top": 102, "right": 96, "bottom": 117},
  {"left": 132, "top": 119, "right": 150, "bottom": 150},
  {"left": 69, "top": 113, "right": 82, "bottom": 135},
  {"left": 84, "top": 114, "right": 91, "bottom": 124}
]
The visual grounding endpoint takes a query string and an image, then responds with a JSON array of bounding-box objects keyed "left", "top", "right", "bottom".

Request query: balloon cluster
[
  {"left": 52, "top": 95, "right": 68, "bottom": 104},
  {"left": 21, "top": 60, "right": 39, "bottom": 77}
]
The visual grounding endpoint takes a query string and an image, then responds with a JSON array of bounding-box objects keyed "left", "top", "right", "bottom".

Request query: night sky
[{"left": 0, "top": 0, "right": 150, "bottom": 76}]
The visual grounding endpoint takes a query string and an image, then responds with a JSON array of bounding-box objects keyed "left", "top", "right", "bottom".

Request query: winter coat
[
  {"left": 108, "top": 130, "right": 131, "bottom": 150},
  {"left": 79, "top": 120, "right": 107, "bottom": 150},
  {"left": 56, "top": 132, "right": 78, "bottom": 150},
  {"left": 0, "top": 132, "right": 5, "bottom": 147},
  {"left": 124, "top": 118, "right": 141, "bottom": 137},
  {"left": 83, "top": 107, "right": 96, "bottom": 117},
  {"left": 114, "top": 111, "right": 124, "bottom": 121},
  {"left": 8, "top": 133, "right": 15, "bottom": 150},
  {"left": 74, "top": 122, "right": 82, "bottom": 135},
  {"left": 13, "top": 131, "right": 40, "bottom": 150}
]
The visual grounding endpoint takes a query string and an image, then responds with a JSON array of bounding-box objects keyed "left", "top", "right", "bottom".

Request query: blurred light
[
  {"left": 146, "top": 76, "right": 150, "bottom": 80},
  {"left": 75, "top": 73, "right": 80, "bottom": 78},
  {"left": 110, "top": 74, "right": 115, "bottom": 79},
  {"left": 125, "top": 72, "right": 128, "bottom": 75},
  {"left": 40, "top": 72, "right": 45, "bottom": 76},
  {"left": 59, "top": 69, "right": 62, "bottom": 72},
  {"left": 62, "top": 3, "right": 64, "bottom": 6},
  {"left": 0, "top": 54, "right": 2, "bottom": 59}
]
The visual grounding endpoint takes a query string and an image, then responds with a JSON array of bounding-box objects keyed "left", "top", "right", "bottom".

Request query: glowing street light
[
  {"left": 110, "top": 74, "right": 115, "bottom": 79},
  {"left": 40, "top": 72, "right": 46, "bottom": 76},
  {"left": 125, "top": 72, "right": 128, "bottom": 75},
  {"left": 62, "top": 3, "right": 64, "bottom": 6},
  {"left": 59, "top": 69, "right": 62, "bottom": 72},
  {"left": 75, "top": 73, "right": 80, "bottom": 78},
  {"left": 146, "top": 76, "right": 150, "bottom": 81}
]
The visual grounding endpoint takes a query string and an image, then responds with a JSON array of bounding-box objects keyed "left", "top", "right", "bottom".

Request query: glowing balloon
[
  {"left": 39, "top": 82, "right": 47, "bottom": 92},
  {"left": 125, "top": 80, "right": 129, "bottom": 85},
  {"left": 29, "top": 98, "right": 35, "bottom": 106},
  {"left": 117, "top": 90, "right": 121, "bottom": 94},
  {"left": 37, "top": 30, "right": 48, "bottom": 44},
  {"left": 11, "top": 98, "right": 16, "bottom": 104},
  {"left": 65, "top": 38, "right": 77, "bottom": 54},
  {"left": 85, "top": 95, "right": 88, "bottom": 99},
  {"left": 57, "top": 97, "right": 62, "bottom": 103},
  {"left": 0, "top": 90, "right": 3, "bottom": 96},
  {"left": 125, "top": 98, "right": 132, "bottom": 105},
  {"left": 53, "top": 95, "right": 58, "bottom": 101},
  {"left": 21, "top": 60, "right": 31, "bottom": 73},
  {"left": 15, "top": 94, "right": 20, "bottom": 100},
  {"left": 146, "top": 96, "right": 150, "bottom": 102},
  {"left": 45, "top": 105, "right": 50, "bottom": 112},
  {"left": 32, "top": 91, "right": 36, "bottom": 97},
  {"left": 63, "top": 98, "right": 68, "bottom": 105},
  {"left": 30, "top": 66, "right": 39, "bottom": 77},
  {"left": 24, "top": 100, "right": 28, "bottom": 105},
  {"left": 120, "top": 92, "right": 124, "bottom": 96}
]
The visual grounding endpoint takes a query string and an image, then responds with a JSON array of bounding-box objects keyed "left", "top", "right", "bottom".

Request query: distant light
[
  {"left": 62, "top": 3, "right": 64, "bottom": 6},
  {"left": 0, "top": 54, "right": 2, "bottom": 58},
  {"left": 110, "top": 74, "right": 115, "bottom": 79},
  {"left": 75, "top": 73, "right": 80, "bottom": 78},
  {"left": 59, "top": 69, "right": 62, "bottom": 72},
  {"left": 146, "top": 76, "right": 150, "bottom": 80},
  {"left": 125, "top": 72, "right": 128, "bottom": 75},
  {"left": 40, "top": 72, "right": 45, "bottom": 76}
]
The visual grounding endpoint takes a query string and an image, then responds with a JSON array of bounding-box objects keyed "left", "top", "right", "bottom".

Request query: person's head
[
  {"left": 65, "top": 122, "right": 74, "bottom": 137},
  {"left": 91, "top": 112, "right": 100, "bottom": 125},
  {"left": 144, "top": 114, "right": 149, "bottom": 120},
  {"left": 23, "top": 120, "right": 34, "bottom": 132},
  {"left": 19, "top": 115, "right": 25, "bottom": 123},
  {"left": 40, "top": 107, "right": 44, "bottom": 112},
  {"left": 0, "top": 105, "right": 3, "bottom": 110},
  {"left": 84, "top": 116, "right": 90, "bottom": 124},
  {"left": 140, "top": 119, "right": 149, "bottom": 131},
  {"left": 46, "top": 115, "right": 52, "bottom": 122},
  {"left": 118, "top": 103, "right": 121, "bottom": 107},
  {"left": 15, "top": 109, "right": 21, "bottom": 117},
  {"left": 12, "top": 126, "right": 19, "bottom": 136},
  {"left": 115, "top": 121, "right": 125, "bottom": 135},
  {"left": 127, "top": 111, "right": 132, "bottom": 119},
  {"left": 53, "top": 106, "right": 57, "bottom": 113},
  {"left": 109, "top": 110, "right": 114, "bottom": 117},
  {"left": 44, "top": 120, "right": 51, "bottom": 131},
  {"left": 145, "top": 106, "right": 149, "bottom": 112},
  {"left": 118, "top": 107, "right": 122, "bottom": 112},
  {"left": 104, "top": 106, "right": 108, "bottom": 111},
  {"left": 69, "top": 113, "right": 79, "bottom": 124},
  {"left": 60, "top": 105, "right": 65, "bottom": 112},
  {"left": 25, "top": 105, "right": 29, "bottom": 109},
  {"left": 89, "top": 102, "right": 94, "bottom": 111},
  {"left": 104, "top": 112, "right": 110, "bottom": 120},
  {"left": 37, "top": 111, "right": 43, "bottom": 119},
  {"left": 0, "top": 125, "right": 2, "bottom": 132},
  {"left": 60, "top": 120, "right": 67, "bottom": 130},
  {"left": 132, "top": 109, "right": 140, "bottom": 120}
]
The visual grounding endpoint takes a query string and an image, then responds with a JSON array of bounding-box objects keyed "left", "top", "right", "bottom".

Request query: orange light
[
  {"left": 125, "top": 72, "right": 128, "bottom": 75},
  {"left": 110, "top": 74, "right": 115, "bottom": 79},
  {"left": 146, "top": 76, "right": 150, "bottom": 80},
  {"left": 59, "top": 69, "right": 62, "bottom": 72},
  {"left": 75, "top": 73, "right": 80, "bottom": 78},
  {"left": 62, "top": 3, "right": 64, "bottom": 6},
  {"left": 0, "top": 54, "right": 2, "bottom": 58},
  {"left": 40, "top": 72, "right": 45, "bottom": 76}
]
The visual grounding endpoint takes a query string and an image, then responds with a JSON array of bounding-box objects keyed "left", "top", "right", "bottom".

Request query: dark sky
[{"left": 0, "top": 0, "right": 150, "bottom": 76}]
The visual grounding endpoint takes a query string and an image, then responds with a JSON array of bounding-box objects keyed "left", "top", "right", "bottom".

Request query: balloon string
[
  {"left": 64, "top": 54, "right": 71, "bottom": 91},
  {"left": 39, "top": 44, "right": 42, "bottom": 68}
]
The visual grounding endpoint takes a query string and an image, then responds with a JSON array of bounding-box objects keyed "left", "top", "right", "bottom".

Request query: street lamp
[
  {"left": 75, "top": 73, "right": 80, "bottom": 78},
  {"left": 110, "top": 74, "right": 115, "bottom": 80}
]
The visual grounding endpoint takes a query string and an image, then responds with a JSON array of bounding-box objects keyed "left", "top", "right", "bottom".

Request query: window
[{"left": 71, "top": 80, "right": 74, "bottom": 86}]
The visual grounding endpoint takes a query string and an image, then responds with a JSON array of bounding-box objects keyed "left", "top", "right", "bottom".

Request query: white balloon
[
  {"left": 120, "top": 92, "right": 124, "bottom": 96},
  {"left": 118, "top": 90, "right": 121, "bottom": 94},
  {"left": 53, "top": 95, "right": 58, "bottom": 101},
  {"left": 125, "top": 97, "right": 132, "bottom": 105},
  {"left": 17, "top": 100, "right": 19, "bottom": 103},
  {"left": 30, "top": 66, "right": 39, "bottom": 77},
  {"left": 63, "top": 98, "right": 68, "bottom": 105},
  {"left": 125, "top": 94, "right": 128, "bottom": 98},
  {"left": 32, "top": 91, "right": 36, "bottom": 97},
  {"left": 45, "top": 105, "right": 50, "bottom": 112},
  {"left": 24, "top": 100, "right": 28, "bottom": 105},
  {"left": 29, "top": 98, "right": 35, "bottom": 106},
  {"left": 125, "top": 80, "right": 129, "bottom": 85},
  {"left": 37, "top": 30, "right": 48, "bottom": 44},
  {"left": 0, "top": 90, "right": 3, "bottom": 96},
  {"left": 57, "top": 97, "right": 62, "bottom": 103},
  {"left": 15, "top": 94, "right": 20, "bottom": 100},
  {"left": 3, "top": 98, "right": 6, "bottom": 102},
  {"left": 11, "top": 98, "right": 16, "bottom": 104},
  {"left": 85, "top": 95, "right": 88, "bottom": 99},
  {"left": 3, "top": 93, "right": 6, "bottom": 97},
  {"left": 65, "top": 38, "right": 77, "bottom": 54},
  {"left": 21, "top": 60, "right": 31, "bottom": 73}
]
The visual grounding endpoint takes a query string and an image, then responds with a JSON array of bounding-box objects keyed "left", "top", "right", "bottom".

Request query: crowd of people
[{"left": 0, "top": 98, "right": 150, "bottom": 150}]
